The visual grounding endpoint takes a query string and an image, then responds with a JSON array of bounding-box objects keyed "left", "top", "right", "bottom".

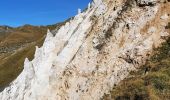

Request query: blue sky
[{"left": 0, "top": 0, "right": 91, "bottom": 27}]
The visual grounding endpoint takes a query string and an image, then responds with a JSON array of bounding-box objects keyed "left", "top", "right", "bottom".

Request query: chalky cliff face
[{"left": 0, "top": 0, "right": 170, "bottom": 100}]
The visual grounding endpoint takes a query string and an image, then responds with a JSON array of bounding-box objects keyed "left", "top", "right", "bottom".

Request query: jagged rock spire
[
  {"left": 88, "top": 3, "right": 91, "bottom": 9},
  {"left": 78, "top": 8, "right": 81, "bottom": 14}
]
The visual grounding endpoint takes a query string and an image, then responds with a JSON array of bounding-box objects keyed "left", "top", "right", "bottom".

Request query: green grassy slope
[{"left": 0, "top": 36, "right": 45, "bottom": 89}]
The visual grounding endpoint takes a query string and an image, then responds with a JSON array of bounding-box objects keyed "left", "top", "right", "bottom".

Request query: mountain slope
[
  {"left": 0, "top": 23, "right": 65, "bottom": 91},
  {"left": 0, "top": 0, "right": 170, "bottom": 100},
  {"left": 103, "top": 37, "right": 170, "bottom": 100}
]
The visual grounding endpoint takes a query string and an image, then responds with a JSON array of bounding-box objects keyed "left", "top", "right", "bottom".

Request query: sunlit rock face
[{"left": 0, "top": 0, "right": 169, "bottom": 100}]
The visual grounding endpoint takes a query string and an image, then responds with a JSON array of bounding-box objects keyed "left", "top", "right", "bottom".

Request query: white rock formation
[
  {"left": 0, "top": 0, "right": 169, "bottom": 100},
  {"left": 78, "top": 8, "right": 81, "bottom": 14}
]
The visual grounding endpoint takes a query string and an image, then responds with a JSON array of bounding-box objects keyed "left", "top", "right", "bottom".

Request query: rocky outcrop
[
  {"left": 0, "top": 0, "right": 169, "bottom": 100},
  {"left": 136, "top": 0, "right": 157, "bottom": 7}
]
